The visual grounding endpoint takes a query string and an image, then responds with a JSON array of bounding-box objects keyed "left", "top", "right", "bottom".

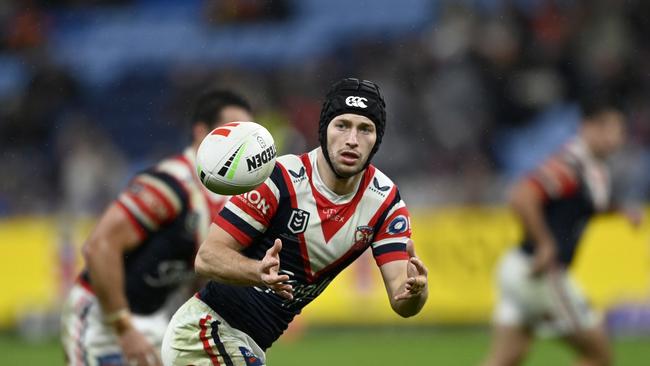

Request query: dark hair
[
  {"left": 191, "top": 89, "right": 251, "bottom": 127},
  {"left": 579, "top": 91, "right": 624, "bottom": 121}
]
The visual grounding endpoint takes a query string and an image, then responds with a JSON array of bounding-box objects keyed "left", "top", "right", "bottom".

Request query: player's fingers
[
  {"left": 273, "top": 283, "right": 293, "bottom": 292},
  {"left": 394, "top": 290, "right": 413, "bottom": 301},
  {"left": 263, "top": 274, "right": 290, "bottom": 284},
  {"left": 143, "top": 351, "right": 160, "bottom": 366},
  {"left": 410, "top": 257, "right": 428, "bottom": 276},
  {"left": 135, "top": 352, "right": 150, "bottom": 366},
  {"left": 260, "top": 258, "right": 280, "bottom": 272},
  {"left": 150, "top": 350, "right": 163, "bottom": 366},
  {"left": 406, "top": 275, "right": 426, "bottom": 287},
  {"left": 276, "top": 290, "right": 294, "bottom": 300},
  {"left": 267, "top": 239, "right": 283, "bottom": 256}
]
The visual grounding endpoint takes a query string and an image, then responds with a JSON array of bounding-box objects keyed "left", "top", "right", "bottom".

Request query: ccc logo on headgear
[{"left": 345, "top": 96, "right": 368, "bottom": 109}]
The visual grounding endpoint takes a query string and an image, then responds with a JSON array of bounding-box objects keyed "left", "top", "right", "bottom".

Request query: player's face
[
  {"left": 326, "top": 114, "right": 377, "bottom": 178},
  {"left": 216, "top": 106, "right": 253, "bottom": 126},
  {"left": 590, "top": 110, "right": 626, "bottom": 158}
]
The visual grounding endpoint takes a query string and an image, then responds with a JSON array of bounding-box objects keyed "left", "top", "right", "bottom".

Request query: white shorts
[
  {"left": 162, "top": 295, "right": 265, "bottom": 366},
  {"left": 493, "top": 249, "right": 599, "bottom": 337},
  {"left": 61, "top": 283, "right": 169, "bottom": 366}
]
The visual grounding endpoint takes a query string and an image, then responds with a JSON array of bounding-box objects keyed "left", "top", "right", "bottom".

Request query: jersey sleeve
[
  {"left": 214, "top": 173, "right": 281, "bottom": 247},
  {"left": 115, "top": 171, "right": 187, "bottom": 240},
  {"left": 371, "top": 192, "right": 411, "bottom": 266},
  {"left": 526, "top": 156, "right": 579, "bottom": 201}
]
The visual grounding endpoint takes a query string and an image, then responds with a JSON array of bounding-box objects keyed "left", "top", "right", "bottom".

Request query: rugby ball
[{"left": 196, "top": 122, "right": 276, "bottom": 195}]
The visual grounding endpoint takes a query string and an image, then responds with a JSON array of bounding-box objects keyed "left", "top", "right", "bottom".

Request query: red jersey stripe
[
  {"left": 214, "top": 214, "right": 253, "bottom": 247},
  {"left": 199, "top": 315, "right": 221, "bottom": 366},
  {"left": 115, "top": 201, "right": 147, "bottom": 241},
  {"left": 136, "top": 180, "right": 176, "bottom": 221}
]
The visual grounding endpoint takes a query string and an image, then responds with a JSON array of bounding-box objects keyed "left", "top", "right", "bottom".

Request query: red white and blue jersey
[
  {"left": 199, "top": 148, "right": 411, "bottom": 350},
  {"left": 80, "top": 148, "right": 228, "bottom": 315},
  {"left": 520, "top": 138, "right": 611, "bottom": 265}
]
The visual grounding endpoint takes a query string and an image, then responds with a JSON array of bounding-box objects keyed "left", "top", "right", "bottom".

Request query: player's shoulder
[
  {"left": 155, "top": 154, "right": 195, "bottom": 183},
  {"left": 366, "top": 164, "right": 400, "bottom": 200},
  {"left": 129, "top": 153, "right": 194, "bottom": 203},
  {"left": 259, "top": 153, "right": 307, "bottom": 196},
  {"left": 276, "top": 153, "right": 305, "bottom": 173}
]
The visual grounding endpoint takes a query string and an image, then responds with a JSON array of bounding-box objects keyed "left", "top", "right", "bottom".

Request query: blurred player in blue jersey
[
  {"left": 161, "top": 78, "right": 429, "bottom": 366},
  {"left": 482, "top": 95, "right": 639, "bottom": 366},
  {"left": 61, "top": 90, "right": 253, "bottom": 366}
]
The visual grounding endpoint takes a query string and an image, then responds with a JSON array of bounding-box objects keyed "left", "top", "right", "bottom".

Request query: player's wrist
[{"left": 104, "top": 308, "right": 133, "bottom": 335}]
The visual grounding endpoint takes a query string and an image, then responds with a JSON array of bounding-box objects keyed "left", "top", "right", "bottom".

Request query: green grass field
[{"left": 1, "top": 328, "right": 647, "bottom": 365}]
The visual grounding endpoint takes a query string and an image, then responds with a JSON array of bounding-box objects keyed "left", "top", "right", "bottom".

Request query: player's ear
[{"left": 192, "top": 122, "right": 211, "bottom": 142}]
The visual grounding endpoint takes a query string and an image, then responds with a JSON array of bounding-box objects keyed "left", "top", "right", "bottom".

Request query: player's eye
[{"left": 359, "top": 126, "right": 373, "bottom": 134}]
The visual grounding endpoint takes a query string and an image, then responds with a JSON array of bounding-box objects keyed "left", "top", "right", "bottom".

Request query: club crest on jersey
[
  {"left": 387, "top": 215, "right": 409, "bottom": 235},
  {"left": 288, "top": 208, "right": 310, "bottom": 234},
  {"left": 353, "top": 225, "right": 374, "bottom": 250}
]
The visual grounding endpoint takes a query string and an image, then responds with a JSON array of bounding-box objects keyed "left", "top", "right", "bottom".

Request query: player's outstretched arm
[
  {"left": 82, "top": 203, "right": 162, "bottom": 366},
  {"left": 379, "top": 240, "right": 428, "bottom": 318},
  {"left": 195, "top": 224, "right": 293, "bottom": 299}
]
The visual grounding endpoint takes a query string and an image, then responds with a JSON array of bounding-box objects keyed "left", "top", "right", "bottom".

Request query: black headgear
[{"left": 318, "top": 78, "right": 386, "bottom": 177}]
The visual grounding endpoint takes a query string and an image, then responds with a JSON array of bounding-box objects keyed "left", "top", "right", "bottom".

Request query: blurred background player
[
  {"left": 482, "top": 95, "right": 638, "bottom": 366},
  {"left": 60, "top": 90, "right": 253, "bottom": 366},
  {"left": 161, "top": 78, "right": 429, "bottom": 365}
]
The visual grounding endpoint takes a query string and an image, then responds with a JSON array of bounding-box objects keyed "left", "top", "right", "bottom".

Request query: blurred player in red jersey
[
  {"left": 161, "top": 78, "right": 429, "bottom": 366},
  {"left": 61, "top": 90, "right": 253, "bottom": 366},
  {"left": 482, "top": 95, "right": 641, "bottom": 366}
]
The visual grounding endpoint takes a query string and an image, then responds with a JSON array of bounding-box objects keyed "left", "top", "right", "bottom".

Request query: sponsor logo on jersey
[
  {"left": 246, "top": 144, "right": 277, "bottom": 172},
  {"left": 288, "top": 167, "right": 307, "bottom": 183},
  {"left": 239, "top": 347, "right": 263, "bottom": 366},
  {"left": 143, "top": 260, "right": 193, "bottom": 287},
  {"left": 353, "top": 225, "right": 374, "bottom": 250},
  {"left": 345, "top": 96, "right": 368, "bottom": 108},
  {"left": 370, "top": 177, "right": 391, "bottom": 196},
  {"left": 242, "top": 190, "right": 271, "bottom": 215},
  {"left": 373, "top": 177, "right": 390, "bottom": 191},
  {"left": 288, "top": 208, "right": 310, "bottom": 234},
  {"left": 218, "top": 142, "right": 248, "bottom": 179},
  {"left": 96, "top": 354, "right": 124, "bottom": 366},
  {"left": 280, "top": 276, "right": 333, "bottom": 310},
  {"left": 387, "top": 215, "right": 409, "bottom": 235}
]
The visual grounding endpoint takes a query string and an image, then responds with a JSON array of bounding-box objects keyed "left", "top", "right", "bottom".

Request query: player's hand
[
  {"left": 622, "top": 206, "right": 644, "bottom": 228},
  {"left": 394, "top": 240, "right": 428, "bottom": 301},
  {"left": 531, "top": 241, "right": 557, "bottom": 277},
  {"left": 259, "top": 239, "right": 293, "bottom": 300},
  {"left": 118, "top": 327, "right": 162, "bottom": 366}
]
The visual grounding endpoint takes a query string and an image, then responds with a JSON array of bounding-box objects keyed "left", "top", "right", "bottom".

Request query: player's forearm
[
  {"left": 83, "top": 239, "right": 129, "bottom": 314},
  {"left": 195, "top": 244, "right": 262, "bottom": 286}
]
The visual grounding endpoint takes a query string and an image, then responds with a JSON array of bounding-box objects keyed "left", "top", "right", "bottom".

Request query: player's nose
[{"left": 345, "top": 130, "right": 359, "bottom": 147}]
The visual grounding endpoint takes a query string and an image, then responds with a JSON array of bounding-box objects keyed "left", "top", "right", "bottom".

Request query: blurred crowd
[{"left": 1, "top": 0, "right": 650, "bottom": 216}]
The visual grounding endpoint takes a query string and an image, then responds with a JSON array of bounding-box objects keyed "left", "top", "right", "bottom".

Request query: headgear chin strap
[{"left": 318, "top": 78, "right": 386, "bottom": 178}]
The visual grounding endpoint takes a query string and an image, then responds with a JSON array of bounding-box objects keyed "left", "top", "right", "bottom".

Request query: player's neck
[
  {"left": 316, "top": 150, "right": 363, "bottom": 196},
  {"left": 191, "top": 141, "right": 201, "bottom": 153}
]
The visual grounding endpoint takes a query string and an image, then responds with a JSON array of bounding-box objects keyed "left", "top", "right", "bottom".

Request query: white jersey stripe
[
  {"left": 118, "top": 193, "right": 159, "bottom": 231},
  {"left": 135, "top": 174, "right": 183, "bottom": 213}
]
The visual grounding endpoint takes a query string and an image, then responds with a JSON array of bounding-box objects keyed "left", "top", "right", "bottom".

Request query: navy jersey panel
[{"left": 519, "top": 139, "right": 610, "bottom": 266}]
